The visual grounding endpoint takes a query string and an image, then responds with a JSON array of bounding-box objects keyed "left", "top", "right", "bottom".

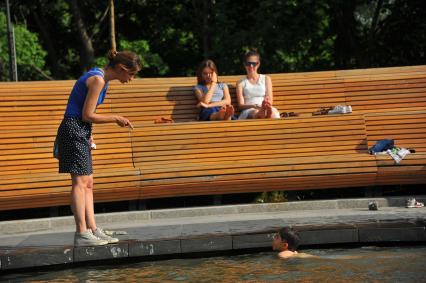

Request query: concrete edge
[
  {"left": 1, "top": 196, "right": 425, "bottom": 236},
  {"left": 1, "top": 220, "right": 425, "bottom": 271}
]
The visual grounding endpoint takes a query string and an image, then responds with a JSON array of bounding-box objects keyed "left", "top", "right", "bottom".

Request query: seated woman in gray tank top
[
  {"left": 236, "top": 49, "right": 280, "bottom": 119},
  {"left": 194, "top": 60, "right": 235, "bottom": 121}
]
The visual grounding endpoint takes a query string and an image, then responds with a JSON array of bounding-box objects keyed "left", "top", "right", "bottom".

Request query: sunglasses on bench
[{"left": 244, "top": 61, "right": 259, "bottom": 67}]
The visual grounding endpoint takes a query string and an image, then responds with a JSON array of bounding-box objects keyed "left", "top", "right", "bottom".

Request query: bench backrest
[
  {"left": 364, "top": 111, "right": 426, "bottom": 153},
  {"left": 1, "top": 65, "right": 425, "bottom": 128}
]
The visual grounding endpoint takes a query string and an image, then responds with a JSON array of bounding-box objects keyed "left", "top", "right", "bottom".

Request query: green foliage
[
  {"left": 2, "top": 0, "right": 426, "bottom": 81},
  {"left": 119, "top": 39, "right": 169, "bottom": 76},
  {"left": 255, "top": 191, "right": 288, "bottom": 203},
  {"left": 94, "top": 39, "right": 169, "bottom": 76},
  {"left": 0, "top": 12, "right": 49, "bottom": 81},
  {"left": 14, "top": 25, "right": 50, "bottom": 79}
]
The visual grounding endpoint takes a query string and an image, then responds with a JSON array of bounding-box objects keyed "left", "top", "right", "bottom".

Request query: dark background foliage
[{"left": 1, "top": 0, "right": 425, "bottom": 81}]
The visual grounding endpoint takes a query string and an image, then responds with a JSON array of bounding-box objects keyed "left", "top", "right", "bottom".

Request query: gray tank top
[{"left": 194, "top": 82, "right": 227, "bottom": 102}]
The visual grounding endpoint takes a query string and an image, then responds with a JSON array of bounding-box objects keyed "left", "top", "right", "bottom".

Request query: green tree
[
  {"left": 3, "top": 0, "right": 426, "bottom": 80},
  {"left": 0, "top": 12, "right": 49, "bottom": 81},
  {"left": 329, "top": 0, "right": 426, "bottom": 69}
]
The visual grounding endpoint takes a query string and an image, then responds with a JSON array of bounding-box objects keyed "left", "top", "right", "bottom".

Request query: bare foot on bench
[
  {"left": 255, "top": 100, "right": 271, "bottom": 119},
  {"left": 253, "top": 100, "right": 267, "bottom": 119},
  {"left": 265, "top": 103, "right": 273, "bottom": 118},
  {"left": 224, "top": 105, "right": 235, "bottom": 120},
  {"left": 211, "top": 106, "right": 227, "bottom": 120},
  {"left": 255, "top": 107, "right": 266, "bottom": 119}
]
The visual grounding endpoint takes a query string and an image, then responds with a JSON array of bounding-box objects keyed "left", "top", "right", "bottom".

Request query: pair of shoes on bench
[
  {"left": 280, "top": 112, "right": 299, "bottom": 118},
  {"left": 406, "top": 197, "right": 424, "bottom": 208},
  {"left": 155, "top": 117, "right": 174, "bottom": 123},
  {"left": 312, "top": 105, "right": 352, "bottom": 115},
  {"left": 328, "top": 105, "right": 352, "bottom": 114}
]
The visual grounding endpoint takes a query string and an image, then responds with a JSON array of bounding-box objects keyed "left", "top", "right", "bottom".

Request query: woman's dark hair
[
  {"left": 243, "top": 48, "right": 261, "bottom": 63},
  {"left": 107, "top": 49, "right": 142, "bottom": 72},
  {"left": 196, "top": 59, "right": 219, "bottom": 85},
  {"left": 279, "top": 227, "right": 300, "bottom": 252}
]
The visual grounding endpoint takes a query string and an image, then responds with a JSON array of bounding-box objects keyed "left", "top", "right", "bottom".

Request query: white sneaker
[
  {"left": 387, "top": 149, "right": 402, "bottom": 164},
  {"left": 345, "top": 105, "right": 352, "bottom": 113},
  {"left": 92, "top": 228, "right": 119, "bottom": 244},
  {"left": 74, "top": 230, "right": 108, "bottom": 246},
  {"left": 328, "top": 105, "right": 346, "bottom": 114},
  {"left": 397, "top": 148, "right": 411, "bottom": 159}
]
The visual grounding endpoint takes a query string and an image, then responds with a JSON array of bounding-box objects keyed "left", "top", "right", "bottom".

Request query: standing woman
[
  {"left": 55, "top": 50, "right": 141, "bottom": 246},
  {"left": 236, "top": 49, "right": 280, "bottom": 119}
]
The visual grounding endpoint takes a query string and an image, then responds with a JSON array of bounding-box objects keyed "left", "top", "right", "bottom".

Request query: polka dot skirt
[{"left": 55, "top": 117, "right": 93, "bottom": 175}]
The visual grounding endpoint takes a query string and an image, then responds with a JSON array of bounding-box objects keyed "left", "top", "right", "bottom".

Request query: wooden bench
[
  {"left": 2, "top": 65, "right": 425, "bottom": 127},
  {"left": 340, "top": 66, "right": 426, "bottom": 114},
  {"left": 0, "top": 80, "right": 111, "bottom": 130},
  {"left": 365, "top": 111, "right": 426, "bottom": 185},
  {"left": 0, "top": 65, "right": 425, "bottom": 211},
  {"left": 132, "top": 115, "right": 377, "bottom": 199},
  {"left": 270, "top": 65, "right": 426, "bottom": 116},
  {"left": 0, "top": 125, "right": 140, "bottom": 210}
]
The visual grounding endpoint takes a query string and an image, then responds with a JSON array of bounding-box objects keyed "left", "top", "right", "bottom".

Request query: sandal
[
  {"left": 280, "top": 112, "right": 300, "bottom": 118},
  {"left": 312, "top": 106, "right": 333, "bottom": 116},
  {"left": 154, "top": 117, "right": 174, "bottom": 124}
]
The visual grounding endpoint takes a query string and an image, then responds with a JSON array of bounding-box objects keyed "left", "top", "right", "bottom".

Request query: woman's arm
[
  {"left": 194, "top": 87, "right": 209, "bottom": 108},
  {"left": 82, "top": 76, "right": 133, "bottom": 128},
  {"left": 265, "top": 75, "right": 273, "bottom": 105},
  {"left": 207, "top": 84, "right": 231, "bottom": 107},
  {"left": 194, "top": 87, "right": 204, "bottom": 103},
  {"left": 196, "top": 72, "right": 218, "bottom": 105}
]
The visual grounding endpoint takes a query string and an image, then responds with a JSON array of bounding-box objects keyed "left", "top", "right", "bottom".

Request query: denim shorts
[{"left": 199, "top": 106, "right": 222, "bottom": 121}]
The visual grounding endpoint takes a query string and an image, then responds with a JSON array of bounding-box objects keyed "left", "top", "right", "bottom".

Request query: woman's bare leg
[
  {"left": 71, "top": 174, "right": 96, "bottom": 233},
  {"left": 71, "top": 174, "right": 87, "bottom": 233},
  {"left": 84, "top": 175, "right": 97, "bottom": 231}
]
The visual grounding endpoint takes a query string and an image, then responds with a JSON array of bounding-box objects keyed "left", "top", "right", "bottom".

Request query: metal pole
[{"left": 5, "top": 0, "right": 18, "bottom": 81}]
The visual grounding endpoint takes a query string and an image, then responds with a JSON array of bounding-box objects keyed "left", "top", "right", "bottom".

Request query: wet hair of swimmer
[{"left": 279, "top": 227, "right": 301, "bottom": 252}]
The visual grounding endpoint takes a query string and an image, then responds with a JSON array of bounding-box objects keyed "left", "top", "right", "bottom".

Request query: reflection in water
[{"left": 2, "top": 246, "right": 426, "bottom": 282}]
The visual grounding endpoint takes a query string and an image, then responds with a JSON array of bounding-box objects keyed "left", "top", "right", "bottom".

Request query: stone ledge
[
  {"left": 73, "top": 243, "right": 129, "bottom": 262},
  {"left": 2, "top": 221, "right": 425, "bottom": 271},
  {"left": 1, "top": 246, "right": 73, "bottom": 270},
  {"left": 1, "top": 196, "right": 424, "bottom": 236},
  {"left": 1, "top": 206, "right": 425, "bottom": 271}
]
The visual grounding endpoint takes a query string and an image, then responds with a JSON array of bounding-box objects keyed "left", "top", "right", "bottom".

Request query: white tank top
[{"left": 241, "top": 74, "right": 266, "bottom": 105}]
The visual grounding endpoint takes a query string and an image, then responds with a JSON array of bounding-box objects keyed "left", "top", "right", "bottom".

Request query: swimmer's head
[{"left": 272, "top": 227, "right": 300, "bottom": 252}]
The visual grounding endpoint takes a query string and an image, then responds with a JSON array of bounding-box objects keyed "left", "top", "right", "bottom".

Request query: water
[{"left": 2, "top": 246, "right": 426, "bottom": 282}]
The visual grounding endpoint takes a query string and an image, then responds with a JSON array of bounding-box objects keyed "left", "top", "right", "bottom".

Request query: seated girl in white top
[{"left": 236, "top": 49, "right": 280, "bottom": 119}]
